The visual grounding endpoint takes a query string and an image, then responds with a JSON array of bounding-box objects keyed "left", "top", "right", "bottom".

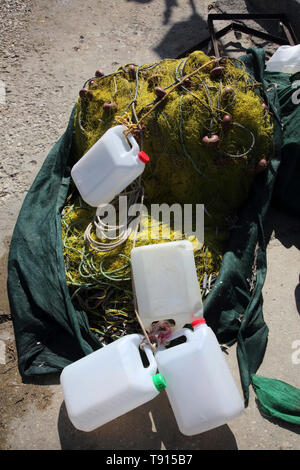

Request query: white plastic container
[
  {"left": 155, "top": 318, "right": 244, "bottom": 436},
  {"left": 265, "top": 44, "right": 300, "bottom": 74},
  {"left": 71, "top": 125, "right": 149, "bottom": 207},
  {"left": 131, "top": 240, "right": 203, "bottom": 332},
  {"left": 60, "top": 334, "right": 166, "bottom": 432}
]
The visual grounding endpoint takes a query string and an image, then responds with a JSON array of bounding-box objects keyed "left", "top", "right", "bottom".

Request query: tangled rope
[
  {"left": 84, "top": 180, "right": 144, "bottom": 253},
  {"left": 62, "top": 51, "right": 273, "bottom": 345}
]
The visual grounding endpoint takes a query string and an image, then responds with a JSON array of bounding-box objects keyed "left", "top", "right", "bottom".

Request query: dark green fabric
[
  {"left": 204, "top": 47, "right": 283, "bottom": 406},
  {"left": 251, "top": 374, "right": 300, "bottom": 425},
  {"left": 7, "top": 106, "right": 101, "bottom": 376},
  {"left": 6, "top": 48, "right": 299, "bottom": 426},
  {"left": 268, "top": 71, "right": 300, "bottom": 217}
]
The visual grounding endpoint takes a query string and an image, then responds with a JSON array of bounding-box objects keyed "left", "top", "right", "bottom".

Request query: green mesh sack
[
  {"left": 7, "top": 48, "right": 299, "bottom": 425},
  {"left": 251, "top": 374, "right": 300, "bottom": 425}
]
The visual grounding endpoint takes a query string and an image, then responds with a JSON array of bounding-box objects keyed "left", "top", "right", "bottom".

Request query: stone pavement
[{"left": 0, "top": 0, "right": 299, "bottom": 450}]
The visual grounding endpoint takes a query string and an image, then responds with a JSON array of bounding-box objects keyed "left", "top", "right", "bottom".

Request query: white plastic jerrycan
[
  {"left": 265, "top": 44, "right": 300, "bottom": 74},
  {"left": 154, "top": 319, "right": 244, "bottom": 436},
  {"left": 71, "top": 125, "right": 149, "bottom": 207},
  {"left": 60, "top": 334, "right": 166, "bottom": 432},
  {"left": 131, "top": 240, "right": 203, "bottom": 332}
]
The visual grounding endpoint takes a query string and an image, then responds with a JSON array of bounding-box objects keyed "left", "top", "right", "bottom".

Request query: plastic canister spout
[
  {"left": 137, "top": 151, "right": 150, "bottom": 164},
  {"left": 191, "top": 318, "right": 206, "bottom": 328},
  {"left": 152, "top": 373, "right": 167, "bottom": 392}
]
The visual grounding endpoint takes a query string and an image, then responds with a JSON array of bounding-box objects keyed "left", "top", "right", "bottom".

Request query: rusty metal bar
[{"left": 177, "top": 13, "right": 298, "bottom": 59}]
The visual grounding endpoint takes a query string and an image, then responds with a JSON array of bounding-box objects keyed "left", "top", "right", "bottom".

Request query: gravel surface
[
  {"left": 0, "top": 0, "right": 68, "bottom": 255},
  {"left": 0, "top": 0, "right": 299, "bottom": 451}
]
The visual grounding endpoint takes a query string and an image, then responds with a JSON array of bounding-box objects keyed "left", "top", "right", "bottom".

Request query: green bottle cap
[{"left": 152, "top": 373, "right": 166, "bottom": 392}]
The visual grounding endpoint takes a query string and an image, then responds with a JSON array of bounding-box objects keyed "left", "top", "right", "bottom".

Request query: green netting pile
[
  {"left": 74, "top": 51, "right": 273, "bottom": 215},
  {"left": 62, "top": 51, "right": 273, "bottom": 343}
]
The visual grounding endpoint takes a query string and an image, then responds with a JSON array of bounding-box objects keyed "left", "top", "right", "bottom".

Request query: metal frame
[{"left": 177, "top": 13, "right": 298, "bottom": 58}]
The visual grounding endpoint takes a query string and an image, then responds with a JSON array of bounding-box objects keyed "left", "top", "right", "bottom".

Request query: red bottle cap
[
  {"left": 138, "top": 151, "right": 150, "bottom": 164},
  {"left": 191, "top": 318, "right": 206, "bottom": 328}
]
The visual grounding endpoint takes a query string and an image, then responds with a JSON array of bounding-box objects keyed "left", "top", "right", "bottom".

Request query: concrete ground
[{"left": 0, "top": 0, "right": 300, "bottom": 450}]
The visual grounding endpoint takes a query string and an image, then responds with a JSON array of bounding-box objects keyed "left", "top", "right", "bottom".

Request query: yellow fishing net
[{"left": 62, "top": 51, "right": 273, "bottom": 343}]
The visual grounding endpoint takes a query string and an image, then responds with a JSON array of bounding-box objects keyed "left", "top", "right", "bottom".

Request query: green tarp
[
  {"left": 271, "top": 70, "right": 300, "bottom": 218},
  {"left": 7, "top": 48, "right": 300, "bottom": 426}
]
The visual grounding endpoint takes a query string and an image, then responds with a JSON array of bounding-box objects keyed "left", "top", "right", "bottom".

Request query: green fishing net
[
  {"left": 251, "top": 374, "right": 300, "bottom": 425},
  {"left": 62, "top": 50, "right": 274, "bottom": 344}
]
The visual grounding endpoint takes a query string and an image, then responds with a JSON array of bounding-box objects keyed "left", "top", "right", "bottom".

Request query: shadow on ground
[
  {"left": 57, "top": 391, "right": 238, "bottom": 450},
  {"left": 254, "top": 399, "right": 300, "bottom": 435},
  {"left": 154, "top": 4, "right": 210, "bottom": 58},
  {"left": 215, "top": 0, "right": 300, "bottom": 44},
  {"left": 264, "top": 206, "right": 300, "bottom": 250},
  {"left": 126, "top": 0, "right": 183, "bottom": 27},
  {"left": 149, "top": 0, "right": 300, "bottom": 60},
  {"left": 295, "top": 276, "right": 300, "bottom": 316},
  {"left": 134, "top": 0, "right": 300, "bottom": 60},
  {"left": 246, "top": 0, "right": 300, "bottom": 43},
  {"left": 127, "top": 0, "right": 210, "bottom": 58},
  {"left": 264, "top": 205, "right": 300, "bottom": 317}
]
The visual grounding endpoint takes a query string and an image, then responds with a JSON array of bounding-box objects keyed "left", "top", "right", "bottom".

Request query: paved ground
[{"left": 0, "top": 0, "right": 300, "bottom": 450}]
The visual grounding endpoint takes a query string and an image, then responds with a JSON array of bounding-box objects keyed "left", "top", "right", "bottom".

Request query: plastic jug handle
[
  {"left": 126, "top": 132, "right": 140, "bottom": 157},
  {"left": 155, "top": 328, "right": 192, "bottom": 352},
  {"left": 142, "top": 343, "right": 158, "bottom": 375}
]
